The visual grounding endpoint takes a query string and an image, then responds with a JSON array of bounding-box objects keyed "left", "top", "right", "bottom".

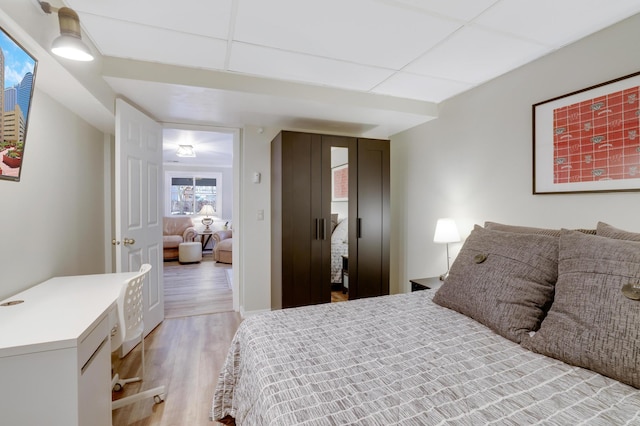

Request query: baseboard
[{"left": 240, "top": 307, "right": 271, "bottom": 318}]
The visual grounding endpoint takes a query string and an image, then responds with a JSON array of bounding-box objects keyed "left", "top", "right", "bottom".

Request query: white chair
[{"left": 111, "top": 264, "right": 166, "bottom": 410}]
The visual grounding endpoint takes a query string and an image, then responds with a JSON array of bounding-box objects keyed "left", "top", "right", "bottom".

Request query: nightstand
[
  {"left": 410, "top": 277, "right": 443, "bottom": 292},
  {"left": 341, "top": 255, "right": 349, "bottom": 294}
]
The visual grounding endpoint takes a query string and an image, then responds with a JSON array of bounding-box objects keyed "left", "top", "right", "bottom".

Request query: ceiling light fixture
[
  {"left": 176, "top": 145, "right": 196, "bottom": 157},
  {"left": 38, "top": 1, "right": 94, "bottom": 62}
]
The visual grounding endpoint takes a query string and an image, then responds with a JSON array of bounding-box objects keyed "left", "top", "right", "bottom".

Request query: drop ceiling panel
[
  {"left": 475, "top": 0, "right": 640, "bottom": 46},
  {"left": 391, "top": 0, "right": 501, "bottom": 21},
  {"left": 233, "top": 0, "right": 462, "bottom": 69},
  {"left": 406, "top": 25, "right": 549, "bottom": 84},
  {"left": 80, "top": 15, "right": 227, "bottom": 70},
  {"left": 372, "top": 72, "right": 473, "bottom": 103},
  {"left": 229, "top": 42, "right": 395, "bottom": 91},
  {"left": 68, "top": 0, "right": 233, "bottom": 39}
]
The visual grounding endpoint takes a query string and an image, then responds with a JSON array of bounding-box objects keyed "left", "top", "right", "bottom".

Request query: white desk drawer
[{"left": 79, "top": 316, "right": 109, "bottom": 369}]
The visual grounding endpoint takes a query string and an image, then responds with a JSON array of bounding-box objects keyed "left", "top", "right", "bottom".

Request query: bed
[
  {"left": 211, "top": 221, "right": 640, "bottom": 425},
  {"left": 330, "top": 217, "right": 348, "bottom": 286}
]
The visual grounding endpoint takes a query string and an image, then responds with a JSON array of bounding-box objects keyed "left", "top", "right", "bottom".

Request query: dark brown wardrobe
[{"left": 271, "top": 131, "right": 390, "bottom": 309}]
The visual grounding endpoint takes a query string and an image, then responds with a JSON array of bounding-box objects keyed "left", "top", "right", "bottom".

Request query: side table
[
  {"left": 200, "top": 232, "right": 214, "bottom": 251},
  {"left": 409, "top": 277, "right": 443, "bottom": 292}
]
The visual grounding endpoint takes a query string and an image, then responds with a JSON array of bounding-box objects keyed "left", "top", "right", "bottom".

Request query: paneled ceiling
[{"left": 60, "top": 0, "right": 640, "bottom": 164}]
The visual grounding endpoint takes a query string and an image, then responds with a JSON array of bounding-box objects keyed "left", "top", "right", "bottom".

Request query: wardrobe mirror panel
[{"left": 330, "top": 147, "right": 349, "bottom": 302}]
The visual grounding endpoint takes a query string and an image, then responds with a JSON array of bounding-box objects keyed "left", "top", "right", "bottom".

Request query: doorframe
[
  {"left": 104, "top": 123, "right": 242, "bottom": 313},
  {"left": 104, "top": 133, "right": 115, "bottom": 272}
]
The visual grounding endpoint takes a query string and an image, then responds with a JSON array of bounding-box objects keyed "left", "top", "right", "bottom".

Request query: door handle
[
  {"left": 314, "top": 219, "right": 328, "bottom": 240},
  {"left": 123, "top": 238, "right": 136, "bottom": 246},
  {"left": 357, "top": 218, "right": 362, "bottom": 238},
  {"left": 111, "top": 239, "right": 120, "bottom": 245}
]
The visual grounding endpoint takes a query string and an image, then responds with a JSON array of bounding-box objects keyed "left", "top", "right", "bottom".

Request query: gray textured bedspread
[{"left": 211, "top": 291, "right": 640, "bottom": 425}]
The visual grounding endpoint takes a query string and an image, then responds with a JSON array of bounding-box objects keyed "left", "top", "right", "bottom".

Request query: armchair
[
  {"left": 213, "top": 230, "right": 232, "bottom": 264},
  {"left": 163, "top": 217, "right": 197, "bottom": 260}
]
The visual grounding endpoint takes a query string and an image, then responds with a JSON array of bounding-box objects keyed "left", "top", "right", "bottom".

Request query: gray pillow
[
  {"left": 433, "top": 225, "right": 558, "bottom": 343},
  {"left": 522, "top": 230, "right": 640, "bottom": 389},
  {"left": 597, "top": 221, "right": 640, "bottom": 241},
  {"left": 485, "top": 221, "right": 596, "bottom": 236}
]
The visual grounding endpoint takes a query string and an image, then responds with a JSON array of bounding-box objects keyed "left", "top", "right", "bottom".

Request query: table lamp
[
  {"left": 433, "top": 218, "right": 460, "bottom": 281},
  {"left": 199, "top": 204, "right": 216, "bottom": 232}
]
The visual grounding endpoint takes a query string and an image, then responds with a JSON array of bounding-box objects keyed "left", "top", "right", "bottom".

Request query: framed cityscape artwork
[
  {"left": 0, "top": 25, "right": 37, "bottom": 182},
  {"left": 533, "top": 71, "right": 640, "bottom": 194}
]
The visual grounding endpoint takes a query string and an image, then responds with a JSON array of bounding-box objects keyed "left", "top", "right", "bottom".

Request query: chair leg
[
  {"left": 112, "top": 373, "right": 142, "bottom": 392},
  {"left": 141, "top": 331, "right": 145, "bottom": 378},
  {"left": 112, "top": 385, "right": 166, "bottom": 410},
  {"left": 112, "top": 333, "right": 166, "bottom": 410},
  {"left": 111, "top": 334, "right": 146, "bottom": 392}
]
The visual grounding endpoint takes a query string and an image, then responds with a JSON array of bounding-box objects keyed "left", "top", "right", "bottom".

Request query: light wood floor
[
  {"left": 112, "top": 256, "right": 237, "bottom": 425},
  {"left": 164, "top": 254, "right": 233, "bottom": 318},
  {"left": 331, "top": 289, "right": 348, "bottom": 303},
  {"left": 111, "top": 312, "right": 242, "bottom": 426}
]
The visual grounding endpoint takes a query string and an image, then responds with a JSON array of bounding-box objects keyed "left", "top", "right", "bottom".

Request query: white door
[{"left": 115, "top": 98, "right": 164, "bottom": 345}]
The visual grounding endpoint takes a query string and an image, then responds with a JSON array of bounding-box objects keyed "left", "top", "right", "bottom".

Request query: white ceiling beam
[{"left": 101, "top": 56, "right": 438, "bottom": 119}]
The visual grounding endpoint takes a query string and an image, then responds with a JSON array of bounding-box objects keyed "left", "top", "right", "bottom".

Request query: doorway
[{"left": 161, "top": 126, "right": 239, "bottom": 316}]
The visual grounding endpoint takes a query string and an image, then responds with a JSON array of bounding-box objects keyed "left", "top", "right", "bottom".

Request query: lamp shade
[
  {"left": 433, "top": 218, "right": 460, "bottom": 243},
  {"left": 50, "top": 7, "right": 94, "bottom": 61},
  {"left": 199, "top": 204, "right": 215, "bottom": 216}
]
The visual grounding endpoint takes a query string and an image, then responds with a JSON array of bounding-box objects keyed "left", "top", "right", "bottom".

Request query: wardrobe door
[
  {"left": 351, "top": 138, "right": 390, "bottom": 299},
  {"left": 271, "top": 132, "right": 331, "bottom": 309},
  {"left": 277, "top": 131, "right": 325, "bottom": 309}
]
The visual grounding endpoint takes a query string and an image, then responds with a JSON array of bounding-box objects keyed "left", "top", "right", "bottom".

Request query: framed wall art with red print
[{"left": 533, "top": 71, "right": 640, "bottom": 194}]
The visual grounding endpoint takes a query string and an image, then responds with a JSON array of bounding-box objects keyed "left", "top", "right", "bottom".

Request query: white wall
[
  {"left": 0, "top": 90, "right": 107, "bottom": 300},
  {"left": 239, "top": 126, "right": 277, "bottom": 315},
  {"left": 390, "top": 13, "right": 640, "bottom": 294}
]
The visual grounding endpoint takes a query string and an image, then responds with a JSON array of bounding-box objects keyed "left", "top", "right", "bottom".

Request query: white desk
[{"left": 0, "top": 272, "right": 138, "bottom": 426}]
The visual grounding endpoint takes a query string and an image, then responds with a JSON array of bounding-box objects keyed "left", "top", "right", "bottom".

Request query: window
[{"left": 166, "top": 172, "right": 222, "bottom": 216}]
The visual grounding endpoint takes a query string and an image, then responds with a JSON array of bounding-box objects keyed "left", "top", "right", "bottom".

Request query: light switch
[{"left": 257, "top": 209, "right": 264, "bottom": 221}]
